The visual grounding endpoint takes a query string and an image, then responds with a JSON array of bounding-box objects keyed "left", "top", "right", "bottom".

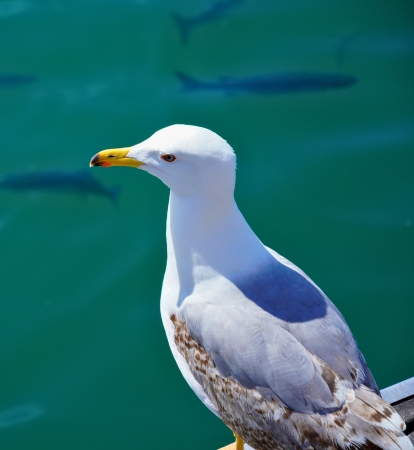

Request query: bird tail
[
  {"left": 175, "top": 71, "right": 204, "bottom": 92},
  {"left": 171, "top": 13, "right": 194, "bottom": 45},
  {"left": 347, "top": 385, "right": 413, "bottom": 449}
]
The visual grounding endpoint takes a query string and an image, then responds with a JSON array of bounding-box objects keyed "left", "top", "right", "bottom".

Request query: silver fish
[
  {"left": 176, "top": 71, "right": 357, "bottom": 95},
  {"left": 0, "top": 170, "right": 121, "bottom": 206},
  {"left": 0, "top": 74, "right": 37, "bottom": 88},
  {"left": 171, "top": 0, "right": 246, "bottom": 45}
]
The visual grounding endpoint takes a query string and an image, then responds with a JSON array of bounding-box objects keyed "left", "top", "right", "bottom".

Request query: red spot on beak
[{"left": 92, "top": 160, "right": 112, "bottom": 167}]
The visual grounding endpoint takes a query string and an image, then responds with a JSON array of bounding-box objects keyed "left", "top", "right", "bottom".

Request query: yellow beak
[{"left": 89, "top": 148, "right": 144, "bottom": 168}]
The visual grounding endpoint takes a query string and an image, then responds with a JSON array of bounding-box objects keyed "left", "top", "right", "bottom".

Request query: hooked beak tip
[{"left": 90, "top": 153, "right": 99, "bottom": 167}]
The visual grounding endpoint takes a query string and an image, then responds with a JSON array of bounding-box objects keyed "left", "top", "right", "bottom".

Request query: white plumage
[{"left": 92, "top": 125, "right": 413, "bottom": 450}]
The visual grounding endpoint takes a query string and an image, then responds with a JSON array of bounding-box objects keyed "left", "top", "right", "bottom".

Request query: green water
[{"left": 0, "top": 0, "right": 413, "bottom": 448}]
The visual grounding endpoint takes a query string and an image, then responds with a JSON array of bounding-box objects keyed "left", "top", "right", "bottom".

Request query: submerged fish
[
  {"left": 176, "top": 71, "right": 357, "bottom": 95},
  {"left": 0, "top": 403, "right": 44, "bottom": 429},
  {"left": 171, "top": 0, "right": 246, "bottom": 45},
  {"left": 0, "top": 170, "right": 121, "bottom": 205},
  {"left": 0, "top": 74, "right": 37, "bottom": 88}
]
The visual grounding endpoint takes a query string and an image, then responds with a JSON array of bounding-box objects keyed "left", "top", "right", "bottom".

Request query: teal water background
[{"left": 0, "top": 0, "right": 413, "bottom": 448}]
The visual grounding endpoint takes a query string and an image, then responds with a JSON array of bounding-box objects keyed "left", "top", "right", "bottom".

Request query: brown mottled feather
[{"left": 170, "top": 314, "right": 411, "bottom": 450}]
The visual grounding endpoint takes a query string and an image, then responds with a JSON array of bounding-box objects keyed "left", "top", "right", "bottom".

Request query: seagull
[{"left": 90, "top": 125, "right": 412, "bottom": 450}]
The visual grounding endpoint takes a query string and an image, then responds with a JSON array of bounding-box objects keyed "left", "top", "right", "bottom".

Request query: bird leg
[
  {"left": 235, "top": 434, "right": 244, "bottom": 450},
  {"left": 218, "top": 433, "right": 244, "bottom": 450}
]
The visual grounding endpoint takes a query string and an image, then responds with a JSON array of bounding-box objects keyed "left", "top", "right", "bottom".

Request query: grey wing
[
  {"left": 287, "top": 305, "right": 379, "bottom": 393},
  {"left": 264, "top": 247, "right": 379, "bottom": 394},
  {"left": 182, "top": 253, "right": 376, "bottom": 414},
  {"left": 184, "top": 300, "right": 354, "bottom": 414}
]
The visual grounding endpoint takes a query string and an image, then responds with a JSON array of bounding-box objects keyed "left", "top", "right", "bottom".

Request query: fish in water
[
  {"left": 0, "top": 403, "right": 44, "bottom": 429},
  {"left": 176, "top": 71, "right": 357, "bottom": 95},
  {"left": 0, "top": 170, "right": 121, "bottom": 206},
  {"left": 0, "top": 74, "right": 37, "bottom": 88},
  {"left": 171, "top": 0, "right": 246, "bottom": 45}
]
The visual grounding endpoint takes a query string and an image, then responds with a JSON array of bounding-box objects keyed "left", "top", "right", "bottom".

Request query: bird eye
[{"left": 161, "top": 154, "right": 177, "bottom": 162}]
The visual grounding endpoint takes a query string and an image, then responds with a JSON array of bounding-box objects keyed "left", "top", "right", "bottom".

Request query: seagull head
[{"left": 90, "top": 124, "right": 236, "bottom": 198}]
